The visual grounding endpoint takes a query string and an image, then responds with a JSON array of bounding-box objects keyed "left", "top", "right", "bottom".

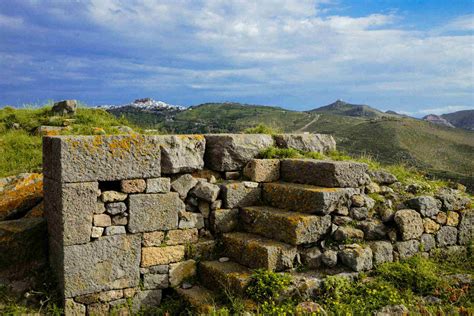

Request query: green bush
[
  {"left": 243, "top": 123, "right": 281, "bottom": 134},
  {"left": 246, "top": 269, "right": 291, "bottom": 302}
]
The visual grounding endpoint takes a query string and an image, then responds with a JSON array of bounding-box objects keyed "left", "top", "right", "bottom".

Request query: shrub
[
  {"left": 246, "top": 269, "right": 291, "bottom": 302},
  {"left": 244, "top": 124, "right": 281, "bottom": 135},
  {"left": 259, "top": 146, "right": 302, "bottom": 159}
]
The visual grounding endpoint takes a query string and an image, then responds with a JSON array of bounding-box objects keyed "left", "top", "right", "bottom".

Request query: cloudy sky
[{"left": 0, "top": 0, "right": 473, "bottom": 115}]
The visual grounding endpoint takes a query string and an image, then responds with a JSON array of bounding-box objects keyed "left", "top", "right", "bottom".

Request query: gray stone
[
  {"left": 52, "top": 100, "right": 77, "bottom": 115},
  {"left": 204, "top": 134, "right": 274, "bottom": 171},
  {"left": 458, "top": 210, "right": 473, "bottom": 245},
  {"left": 436, "top": 188, "right": 471, "bottom": 211},
  {"left": 132, "top": 289, "right": 162, "bottom": 312},
  {"left": 396, "top": 240, "right": 420, "bottom": 259},
  {"left": 104, "top": 226, "right": 126, "bottom": 236},
  {"left": 301, "top": 247, "right": 322, "bottom": 269},
  {"left": 112, "top": 213, "right": 128, "bottom": 226},
  {"left": 171, "top": 174, "right": 198, "bottom": 199},
  {"left": 273, "top": 133, "right": 336, "bottom": 153},
  {"left": 198, "top": 200, "right": 211, "bottom": 218},
  {"left": 191, "top": 181, "right": 220, "bottom": 202},
  {"left": 243, "top": 159, "right": 280, "bottom": 182},
  {"left": 321, "top": 250, "right": 338, "bottom": 267},
  {"left": 143, "top": 273, "right": 169, "bottom": 289},
  {"left": 43, "top": 135, "right": 161, "bottom": 182},
  {"left": 64, "top": 298, "right": 85, "bottom": 316},
  {"left": 368, "top": 170, "right": 398, "bottom": 185},
  {"left": 179, "top": 212, "right": 204, "bottom": 229},
  {"left": 379, "top": 208, "right": 395, "bottom": 223},
  {"left": 128, "top": 193, "right": 183, "bottom": 233},
  {"left": 350, "top": 207, "right": 368, "bottom": 220},
  {"left": 169, "top": 260, "right": 196, "bottom": 287},
  {"left": 101, "top": 191, "right": 127, "bottom": 203},
  {"left": 221, "top": 181, "right": 261, "bottom": 209},
  {"left": 358, "top": 220, "right": 388, "bottom": 240},
  {"left": 44, "top": 179, "right": 97, "bottom": 246},
  {"left": 225, "top": 171, "right": 241, "bottom": 180},
  {"left": 63, "top": 234, "right": 140, "bottom": 297},
  {"left": 332, "top": 216, "right": 352, "bottom": 226},
  {"left": 91, "top": 226, "right": 104, "bottom": 238},
  {"left": 106, "top": 202, "right": 127, "bottom": 215},
  {"left": 376, "top": 305, "right": 408, "bottom": 316},
  {"left": 334, "top": 226, "right": 364, "bottom": 241},
  {"left": 370, "top": 241, "right": 393, "bottom": 265},
  {"left": 420, "top": 234, "right": 436, "bottom": 252},
  {"left": 95, "top": 202, "right": 106, "bottom": 214},
  {"left": 280, "top": 159, "right": 369, "bottom": 188},
  {"left": 146, "top": 177, "right": 171, "bottom": 193},
  {"left": 339, "top": 244, "right": 373, "bottom": 271},
  {"left": 210, "top": 208, "right": 239, "bottom": 233},
  {"left": 149, "top": 265, "right": 169, "bottom": 274},
  {"left": 158, "top": 135, "right": 205, "bottom": 173},
  {"left": 394, "top": 209, "right": 423, "bottom": 240},
  {"left": 405, "top": 196, "right": 440, "bottom": 217},
  {"left": 210, "top": 199, "right": 222, "bottom": 210},
  {"left": 436, "top": 226, "right": 457, "bottom": 247},
  {"left": 94, "top": 214, "right": 111, "bottom": 227}
]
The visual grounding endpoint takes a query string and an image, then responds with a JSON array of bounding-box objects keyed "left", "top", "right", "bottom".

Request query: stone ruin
[{"left": 42, "top": 133, "right": 473, "bottom": 315}]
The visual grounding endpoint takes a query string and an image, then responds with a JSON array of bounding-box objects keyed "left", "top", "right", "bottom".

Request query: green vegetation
[
  {"left": 246, "top": 269, "right": 291, "bottom": 302},
  {"left": 243, "top": 123, "right": 281, "bottom": 135},
  {"left": 0, "top": 105, "right": 140, "bottom": 177}
]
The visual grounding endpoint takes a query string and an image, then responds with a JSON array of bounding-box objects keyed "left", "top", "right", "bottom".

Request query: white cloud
[
  {"left": 444, "top": 14, "right": 474, "bottom": 31},
  {"left": 0, "top": 13, "right": 23, "bottom": 28},
  {"left": 418, "top": 105, "right": 474, "bottom": 115}
]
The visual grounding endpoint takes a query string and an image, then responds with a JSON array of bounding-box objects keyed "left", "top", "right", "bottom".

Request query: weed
[
  {"left": 244, "top": 123, "right": 281, "bottom": 135},
  {"left": 246, "top": 269, "right": 291, "bottom": 302}
]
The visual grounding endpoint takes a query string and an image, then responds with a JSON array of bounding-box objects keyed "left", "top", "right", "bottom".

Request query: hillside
[
  {"left": 442, "top": 110, "right": 474, "bottom": 130},
  {"left": 309, "top": 100, "right": 397, "bottom": 118}
]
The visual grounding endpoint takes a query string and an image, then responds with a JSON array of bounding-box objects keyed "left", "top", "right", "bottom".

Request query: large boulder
[
  {"left": 273, "top": 134, "right": 336, "bottom": 153},
  {"left": 204, "top": 134, "right": 274, "bottom": 171},
  {"left": 158, "top": 135, "right": 205, "bottom": 174},
  {"left": 339, "top": 244, "right": 373, "bottom": 272},
  {"left": 0, "top": 173, "right": 43, "bottom": 221},
  {"left": 52, "top": 100, "right": 77, "bottom": 115},
  {"left": 405, "top": 196, "right": 440, "bottom": 217},
  {"left": 394, "top": 209, "right": 423, "bottom": 241}
]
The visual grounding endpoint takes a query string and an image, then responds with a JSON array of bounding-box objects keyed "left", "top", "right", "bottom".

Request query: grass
[{"left": 0, "top": 105, "right": 142, "bottom": 177}]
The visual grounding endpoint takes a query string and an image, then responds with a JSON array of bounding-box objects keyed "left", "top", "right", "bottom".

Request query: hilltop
[{"left": 441, "top": 110, "right": 474, "bottom": 130}]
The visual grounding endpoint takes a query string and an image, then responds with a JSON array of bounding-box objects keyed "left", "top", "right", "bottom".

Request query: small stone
[
  {"left": 358, "top": 220, "right": 388, "bottom": 240},
  {"left": 112, "top": 213, "right": 128, "bottom": 226},
  {"left": 171, "top": 174, "right": 198, "bottom": 199},
  {"left": 219, "top": 257, "right": 230, "bottom": 263},
  {"left": 435, "top": 212, "right": 447, "bottom": 225},
  {"left": 405, "top": 196, "right": 440, "bottom": 217},
  {"left": 350, "top": 207, "right": 368, "bottom": 220},
  {"left": 243, "top": 159, "right": 280, "bottom": 182},
  {"left": 396, "top": 240, "right": 420, "bottom": 259},
  {"left": 121, "top": 179, "right": 146, "bottom": 193},
  {"left": 146, "top": 178, "right": 171, "bottom": 193},
  {"left": 123, "top": 287, "right": 138, "bottom": 298},
  {"left": 436, "top": 226, "right": 457, "bottom": 247},
  {"left": 364, "top": 196, "right": 376, "bottom": 210},
  {"left": 143, "top": 273, "right": 169, "bottom": 289},
  {"left": 87, "top": 303, "right": 109, "bottom": 316},
  {"left": 339, "top": 244, "right": 373, "bottom": 271},
  {"left": 394, "top": 209, "right": 423, "bottom": 241},
  {"left": 191, "top": 181, "right": 220, "bottom": 202},
  {"left": 106, "top": 202, "right": 127, "bottom": 215},
  {"left": 91, "top": 226, "right": 104, "bottom": 238},
  {"left": 296, "top": 301, "right": 326, "bottom": 314},
  {"left": 301, "top": 247, "right": 322, "bottom": 269},
  {"left": 101, "top": 190, "right": 128, "bottom": 203},
  {"left": 143, "top": 231, "right": 165, "bottom": 247},
  {"left": 224, "top": 171, "right": 240, "bottom": 180},
  {"left": 198, "top": 200, "right": 211, "bottom": 218},
  {"left": 435, "top": 188, "right": 471, "bottom": 211},
  {"left": 166, "top": 229, "right": 198, "bottom": 245},
  {"left": 333, "top": 216, "right": 352, "bottom": 226},
  {"left": 423, "top": 218, "right": 440, "bottom": 233},
  {"left": 335, "top": 206, "right": 349, "bottom": 216},
  {"left": 370, "top": 241, "right": 393, "bottom": 265},
  {"left": 104, "top": 226, "right": 126, "bottom": 236},
  {"left": 182, "top": 282, "right": 193, "bottom": 289},
  {"left": 351, "top": 195, "right": 365, "bottom": 207},
  {"left": 64, "top": 298, "right": 85, "bottom": 316},
  {"left": 141, "top": 245, "right": 185, "bottom": 267},
  {"left": 321, "top": 250, "right": 338, "bottom": 267},
  {"left": 365, "top": 182, "right": 381, "bottom": 194},
  {"left": 379, "top": 208, "right": 395, "bottom": 223},
  {"left": 376, "top": 304, "right": 408, "bottom": 316},
  {"left": 169, "top": 259, "right": 196, "bottom": 287},
  {"left": 368, "top": 170, "right": 398, "bottom": 185},
  {"left": 95, "top": 202, "right": 106, "bottom": 214},
  {"left": 334, "top": 226, "right": 364, "bottom": 241},
  {"left": 93, "top": 214, "right": 111, "bottom": 227},
  {"left": 420, "top": 234, "right": 436, "bottom": 252},
  {"left": 179, "top": 212, "right": 204, "bottom": 229},
  {"left": 446, "top": 211, "right": 460, "bottom": 226},
  {"left": 132, "top": 289, "right": 162, "bottom": 311},
  {"left": 210, "top": 199, "right": 222, "bottom": 210}
]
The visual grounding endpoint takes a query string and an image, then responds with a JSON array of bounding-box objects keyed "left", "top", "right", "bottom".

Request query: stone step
[
  {"left": 262, "top": 182, "right": 358, "bottom": 214},
  {"left": 199, "top": 260, "right": 252, "bottom": 295},
  {"left": 280, "top": 159, "right": 368, "bottom": 188},
  {"left": 240, "top": 206, "right": 331, "bottom": 245},
  {"left": 222, "top": 232, "right": 298, "bottom": 271},
  {"left": 175, "top": 285, "right": 220, "bottom": 314}
]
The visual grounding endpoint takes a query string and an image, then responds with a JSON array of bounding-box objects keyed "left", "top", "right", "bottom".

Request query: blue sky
[{"left": 0, "top": 0, "right": 473, "bottom": 116}]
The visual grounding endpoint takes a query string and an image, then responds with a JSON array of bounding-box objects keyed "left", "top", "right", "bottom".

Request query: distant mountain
[
  {"left": 422, "top": 114, "right": 455, "bottom": 128},
  {"left": 99, "top": 98, "right": 186, "bottom": 112},
  {"left": 441, "top": 110, "right": 474, "bottom": 131},
  {"left": 310, "top": 100, "right": 397, "bottom": 118}
]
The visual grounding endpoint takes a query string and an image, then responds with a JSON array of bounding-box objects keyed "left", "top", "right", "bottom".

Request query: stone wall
[{"left": 43, "top": 133, "right": 336, "bottom": 314}]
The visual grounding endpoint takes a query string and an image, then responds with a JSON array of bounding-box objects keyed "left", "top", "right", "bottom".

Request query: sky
[{"left": 0, "top": 0, "right": 473, "bottom": 116}]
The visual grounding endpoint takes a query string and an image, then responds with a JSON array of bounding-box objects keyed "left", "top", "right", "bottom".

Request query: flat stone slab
[
  {"left": 204, "top": 134, "right": 274, "bottom": 171},
  {"left": 240, "top": 206, "right": 332, "bottom": 245},
  {"left": 63, "top": 234, "right": 141, "bottom": 297},
  {"left": 273, "top": 134, "right": 336, "bottom": 153},
  {"left": 263, "top": 182, "right": 358, "bottom": 214},
  {"left": 223, "top": 232, "right": 297, "bottom": 271},
  {"left": 158, "top": 135, "right": 205, "bottom": 174},
  {"left": 280, "top": 159, "right": 368, "bottom": 187},
  {"left": 199, "top": 260, "right": 252, "bottom": 295},
  {"left": 128, "top": 193, "right": 183, "bottom": 233},
  {"left": 43, "top": 135, "right": 162, "bottom": 182}
]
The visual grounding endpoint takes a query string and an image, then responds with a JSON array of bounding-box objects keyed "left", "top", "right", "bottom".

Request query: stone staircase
[{"left": 177, "top": 161, "right": 367, "bottom": 312}]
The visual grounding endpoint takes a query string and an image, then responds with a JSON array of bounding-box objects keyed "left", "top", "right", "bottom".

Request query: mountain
[
  {"left": 309, "top": 100, "right": 397, "bottom": 118},
  {"left": 441, "top": 110, "right": 474, "bottom": 130},
  {"left": 98, "top": 98, "right": 186, "bottom": 111},
  {"left": 422, "top": 114, "right": 455, "bottom": 128}
]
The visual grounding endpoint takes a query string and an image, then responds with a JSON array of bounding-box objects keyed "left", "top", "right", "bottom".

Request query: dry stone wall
[
  {"left": 42, "top": 133, "right": 473, "bottom": 315},
  {"left": 43, "top": 133, "right": 336, "bottom": 314}
]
